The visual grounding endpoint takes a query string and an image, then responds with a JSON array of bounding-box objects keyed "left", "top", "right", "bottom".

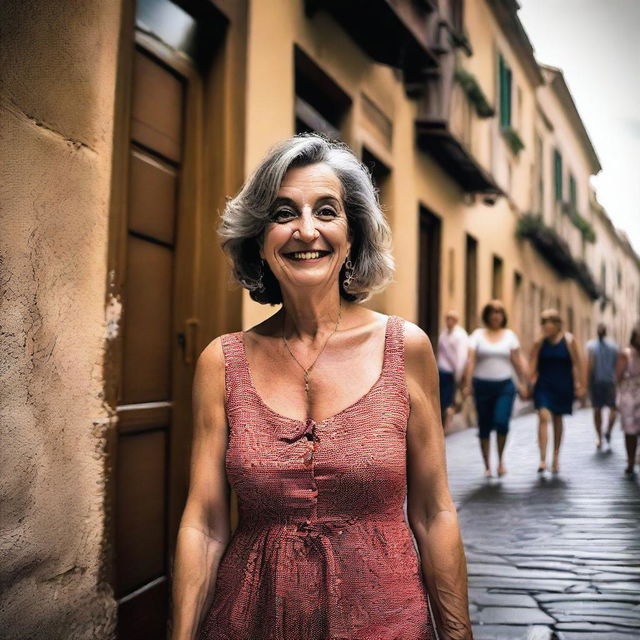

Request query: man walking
[
  {"left": 437, "top": 310, "right": 469, "bottom": 431},
  {"left": 586, "top": 323, "right": 619, "bottom": 447}
]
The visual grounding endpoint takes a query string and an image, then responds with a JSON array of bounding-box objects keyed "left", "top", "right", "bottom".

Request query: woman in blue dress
[{"left": 528, "top": 309, "right": 585, "bottom": 474}]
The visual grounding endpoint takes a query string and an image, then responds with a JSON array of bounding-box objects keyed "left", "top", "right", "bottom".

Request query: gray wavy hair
[{"left": 217, "top": 133, "right": 395, "bottom": 304}]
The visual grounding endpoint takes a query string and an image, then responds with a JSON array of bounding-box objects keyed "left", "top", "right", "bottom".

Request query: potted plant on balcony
[
  {"left": 501, "top": 126, "right": 525, "bottom": 156},
  {"left": 454, "top": 68, "right": 495, "bottom": 118}
]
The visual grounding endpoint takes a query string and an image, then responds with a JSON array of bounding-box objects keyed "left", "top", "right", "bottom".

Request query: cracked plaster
[{"left": 1, "top": 1, "right": 123, "bottom": 637}]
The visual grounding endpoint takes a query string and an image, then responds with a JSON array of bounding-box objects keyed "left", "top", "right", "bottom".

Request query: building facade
[{"left": 2, "top": 0, "right": 639, "bottom": 637}]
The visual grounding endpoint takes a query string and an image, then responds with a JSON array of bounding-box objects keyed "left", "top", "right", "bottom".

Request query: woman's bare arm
[
  {"left": 566, "top": 332, "right": 585, "bottom": 397},
  {"left": 528, "top": 338, "right": 542, "bottom": 387},
  {"left": 404, "top": 322, "right": 473, "bottom": 640},
  {"left": 510, "top": 346, "right": 529, "bottom": 398},
  {"left": 171, "top": 338, "right": 232, "bottom": 640},
  {"left": 461, "top": 347, "right": 476, "bottom": 397},
  {"left": 615, "top": 349, "right": 628, "bottom": 384}
]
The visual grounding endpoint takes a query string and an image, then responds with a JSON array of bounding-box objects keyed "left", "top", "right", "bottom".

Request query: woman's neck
[{"left": 279, "top": 288, "right": 345, "bottom": 341}]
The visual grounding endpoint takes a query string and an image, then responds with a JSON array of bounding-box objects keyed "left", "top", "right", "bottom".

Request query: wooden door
[
  {"left": 114, "top": 6, "right": 205, "bottom": 637},
  {"left": 464, "top": 234, "right": 478, "bottom": 332},
  {"left": 418, "top": 207, "right": 442, "bottom": 343}
]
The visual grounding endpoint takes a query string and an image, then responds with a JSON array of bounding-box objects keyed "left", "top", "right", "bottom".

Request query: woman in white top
[{"left": 462, "top": 300, "right": 528, "bottom": 478}]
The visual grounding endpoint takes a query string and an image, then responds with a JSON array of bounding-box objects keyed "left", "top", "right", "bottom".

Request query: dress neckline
[{"left": 238, "top": 314, "right": 394, "bottom": 426}]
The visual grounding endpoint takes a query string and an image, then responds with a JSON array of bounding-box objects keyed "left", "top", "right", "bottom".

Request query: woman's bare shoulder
[
  {"left": 399, "top": 319, "right": 435, "bottom": 374},
  {"left": 195, "top": 336, "right": 226, "bottom": 385}
]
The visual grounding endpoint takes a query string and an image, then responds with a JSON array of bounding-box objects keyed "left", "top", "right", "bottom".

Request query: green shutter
[
  {"left": 569, "top": 174, "right": 577, "bottom": 211},
  {"left": 554, "top": 149, "right": 563, "bottom": 201},
  {"left": 505, "top": 66, "right": 512, "bottom": 127},
  {"left": 498, "top": 53, "right": 512, "bottom": 129}
]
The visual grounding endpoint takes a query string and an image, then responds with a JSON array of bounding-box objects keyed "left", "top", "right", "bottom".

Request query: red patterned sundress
[{"left": 198, "top": 314, "right": 436, "bottom": 640}]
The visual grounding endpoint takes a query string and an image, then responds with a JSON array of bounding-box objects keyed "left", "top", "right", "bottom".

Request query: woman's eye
[
  {"left": 317, "top": 207, "right": 337, "bottom": 217},
  {"left": 273, "top": 208, "right": 296, "bottom": 221}
]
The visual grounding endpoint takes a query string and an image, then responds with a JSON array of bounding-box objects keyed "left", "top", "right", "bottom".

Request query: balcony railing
[
  {"left": 305, "top": 0, "right": 439, "bottom": 95},
  {"left": 517, "top": 213, "right": 601, "bottom": 300},
  {"left": 416, "top": 68, "right": 502, "bottom": 196}
]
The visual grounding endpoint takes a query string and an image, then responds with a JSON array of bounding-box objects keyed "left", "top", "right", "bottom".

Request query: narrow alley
[{"left": 446, "top": 408, "right": 640, "bottom": 639}]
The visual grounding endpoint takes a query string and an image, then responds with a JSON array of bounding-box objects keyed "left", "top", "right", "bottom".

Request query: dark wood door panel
[
  {"left": 122, "top": 236, "right": 173, "bottom": 404},
  {"left": 116, "top": 429, "right": 167, "bottom": 596},
  {"left": 117, "top": 577, "right": 168, "bottom": 640},
  {"left": 129, "top": 149, "right": 178, "bottom": 245},
  {"left": 131, "top": 48, "right": 183, "bottom": 163}
]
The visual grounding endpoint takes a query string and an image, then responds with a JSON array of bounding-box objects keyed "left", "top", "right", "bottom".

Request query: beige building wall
[
  {"left": 590, "top": 194, "right": 640, "bottom": 346},
  {"left": 0, "top": 0, "right": 122, "bottom": 637},
  {"left": 241, "top": 0, "right": 420, "bottom": 328},
  {"left": 237, "top": 0, "right": 637, "bottom": 359},
  {"left": 236, "top": 0, "right": 640, "bottom": 367}
]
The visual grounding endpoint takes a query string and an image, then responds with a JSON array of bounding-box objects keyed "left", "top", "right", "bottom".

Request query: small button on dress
[{"left": 198, "top": 315, "right": 436, "bottom": 640}]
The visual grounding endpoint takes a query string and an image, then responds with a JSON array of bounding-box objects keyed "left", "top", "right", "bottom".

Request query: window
[
  {"left": 294, "top": 46, "right": 351, "bottom": 138},
  {"left": 601, "top": 262, "right": 606, "bottom": 296},
  {"left": 569, "top": 173, "right": 577, "bottom": 211},
  {"left": 536, "top": 135, "right": 544, "bottom": 213},
  {"left": 465, "top": 234, "right": 478, "bottom": 331},
  {"left": 492, "top": 255, "right": 504, "bottom": 299},
  {"left": 418, "top": 207, "right": 442, "bottom": 342},
  {"left": 498, "top": 53, "right": 512, "bottom": 129},
  {"left": 553, "top": 148, "right": 563, "bottom": 202},
  {"left": 513, "top": 271, "right": 523, "bottom": 338}
]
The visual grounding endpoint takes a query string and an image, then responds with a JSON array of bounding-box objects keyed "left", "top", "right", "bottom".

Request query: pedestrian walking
[
  {"left": 528, "top": 308, "right": 585, "bottom": 475},
  {"left": 615, "top": 322, "right": 640, "bottom": 478},
  {"left": 462, "top": 300, "right": 529, "bottom": 478},
  {"left": 171, "top": 135, "right": 472, "bottom": 640},
  {"left": 437, "top": 310, "right": 469, "bottom": 431},
  {"left": 586, "top": 323, "right": 619, "bottom": 448}
]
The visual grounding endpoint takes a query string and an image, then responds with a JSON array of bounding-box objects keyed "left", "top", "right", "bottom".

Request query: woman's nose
[{"left": 294, "top": 210, "right": 319, "bottom": 241}]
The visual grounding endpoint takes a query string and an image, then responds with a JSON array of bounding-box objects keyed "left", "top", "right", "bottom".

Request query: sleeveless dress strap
[
  {"left": 382, "top": 315, "right": 408, "bottom": 389},
  {"left": 219, "top": 331, "right": 251, "bottom": 411}
]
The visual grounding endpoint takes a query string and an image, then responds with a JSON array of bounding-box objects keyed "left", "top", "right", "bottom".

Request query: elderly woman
[
  {"left": 462, "top": 300, "right": 528, "bottom": 478},
  {"left": 170, "top": 135, "right": 472, "bottom": 640},
  {"left": 529, "top": 308, "right": 584, "bottom": 475}
]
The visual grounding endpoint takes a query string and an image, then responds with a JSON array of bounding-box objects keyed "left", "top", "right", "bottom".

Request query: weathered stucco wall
[{"left": 0, "top": 1, "right": 121, "bottom": 637}]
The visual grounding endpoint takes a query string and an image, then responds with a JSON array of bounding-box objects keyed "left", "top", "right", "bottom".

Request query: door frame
[
  {"left": 417, "top": 204, "right": 442, "bottom": 343},
  {"left": 102, "top": 0, "right": 248, "bottom": 625}
]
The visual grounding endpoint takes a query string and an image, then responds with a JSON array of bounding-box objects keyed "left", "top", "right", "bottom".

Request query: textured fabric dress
[
  {"left": 617, "top": 347, "right": 640, "bottom": 436},
  {"left": 198, "top": 315, "right": 436, "bottom": 640},
  {"left": 533, "top": 336, "right": 574, "bottom": 415}
]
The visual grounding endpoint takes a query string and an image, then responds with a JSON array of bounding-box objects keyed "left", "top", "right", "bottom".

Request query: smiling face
[
  {"left": 541, "top": 316, "right": 561, "bottom": 338},
  {"left": 488, "top": 308, "right": 505, "bottom": 329},
  {"left": 259, "top": 163, "right": 352, "bottom": 295}
]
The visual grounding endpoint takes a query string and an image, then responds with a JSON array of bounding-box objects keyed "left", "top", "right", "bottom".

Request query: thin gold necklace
[{"left": 282, "top": 299, "right": 343, "bottom": 396}]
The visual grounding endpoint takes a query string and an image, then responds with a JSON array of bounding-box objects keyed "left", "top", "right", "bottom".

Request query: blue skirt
[
  {"left": 534, "top": 380, "right": 574, "bottom": 415},
  {"left": 472, "top": 377, "right": 516, "bottom": 438}
]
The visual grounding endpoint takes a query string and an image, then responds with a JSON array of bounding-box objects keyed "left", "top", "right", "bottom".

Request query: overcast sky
[{"left": 518, "top": 0, "right": 640, "bottom": 254}]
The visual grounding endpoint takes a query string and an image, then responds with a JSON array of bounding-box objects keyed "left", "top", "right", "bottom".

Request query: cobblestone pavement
[{"left": 445, "top": 407, "right": 640, "bottom": 640}]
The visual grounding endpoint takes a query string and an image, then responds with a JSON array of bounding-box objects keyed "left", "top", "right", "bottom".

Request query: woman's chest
[{"left": 246, "top": 331, "right": 388, "bottom": 424}]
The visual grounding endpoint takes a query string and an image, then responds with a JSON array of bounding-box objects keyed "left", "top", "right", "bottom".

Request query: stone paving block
[
  {"left": 557, "top": 633, "right": 638, "bottom": 639},
  {"left": 468, "top": 589, "right": 538, "bottom": 608},
  {"left": 555, "top": 621, "right": 638, "bottom": 632},
  {"left": 543, "top": 601, "right": 640, "bottom": 618},
  {"left": 552, "top": 613, "right": 640, "bottom": 628},
  {"left": 595, "top": 580, "right": 640, "bottom": 593},
  {"left": 468, "top": 576, "right": 577, "bottom": 592},
  {"left": 535, "top": 592, "right": 640, "bottom": 605},
  {"left": 471, "top": 625, "right": 535, "bottom": 640},
  {"left": 474, "top": 607, "right": 555, "bottom": 625},
  {"left": 467, "top": 564, "right": 581, "bottom": 580}
]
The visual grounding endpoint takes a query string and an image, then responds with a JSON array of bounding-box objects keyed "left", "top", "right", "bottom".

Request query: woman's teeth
[{"left": 287, "top": 251, "right": 326, "bottom": 260}]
